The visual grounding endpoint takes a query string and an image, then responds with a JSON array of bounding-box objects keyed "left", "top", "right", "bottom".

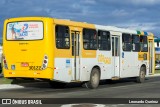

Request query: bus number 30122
[{"left": 29, "top": 66, "right": 41, "bottom": 70}]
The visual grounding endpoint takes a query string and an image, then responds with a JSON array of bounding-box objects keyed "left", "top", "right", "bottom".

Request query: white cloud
[
  {"left": 103, "top": 0, "right": 160, "bottom": 6},
  {"left": 71, "top": 3, "right": 91, "bottom": 16},
  {"left": 111, "top": 9, "right": 129, "bottom": 17},
  {"left": 1, "top": 0, "right": 5, "bottom": 5},
  {"left": 115, "top": 22, "right": 157, "bottom": 31},
  {"left": 72, "top": 3, "right": 80, "bottom": 9},
  {"left": 130, "top": 0, "right": 160, "bottom": 5},
  {"left": 82, "top": 0, "right": 96, "bottom": 4},
  {"left": 33, "top": 7, "right": 43, "bottom": 12}
]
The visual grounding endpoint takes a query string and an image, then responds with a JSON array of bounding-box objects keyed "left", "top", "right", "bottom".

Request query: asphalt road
[{"left": 0, "top": 76, "right": 160, "bottom": 107}]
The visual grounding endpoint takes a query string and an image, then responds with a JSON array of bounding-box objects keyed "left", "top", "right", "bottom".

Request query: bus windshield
[{"left": 6, "top": 21, "right": 43, "bottom": 40}]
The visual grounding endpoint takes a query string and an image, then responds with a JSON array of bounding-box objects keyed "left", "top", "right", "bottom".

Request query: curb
[
  {"left": 0, "top": 84, "right": 24, "bottom": 90},
  {"left": 146, "top": 74, "right": 160, "bottom": 77},
  {"left": 0, "top": 82, "right": 50, "bottom": 90}
]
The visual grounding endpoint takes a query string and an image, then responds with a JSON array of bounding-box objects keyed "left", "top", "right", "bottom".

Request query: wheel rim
[
  {"left": 140, "top": 70, "right": 145, "bottom": 79},
  {"left": 92, "top": 72, "right": 99, "bottom": 85}
]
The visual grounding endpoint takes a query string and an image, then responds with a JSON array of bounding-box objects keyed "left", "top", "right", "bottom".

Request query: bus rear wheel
[
  {"left": 136, "top": 67, "right": 145, "bottom": 83},
  {"left": 84, "top": 68, "right": 100, "bottom": 89},
  {"left": 49, "top": 81, "right": 67, "bottom": 88}
]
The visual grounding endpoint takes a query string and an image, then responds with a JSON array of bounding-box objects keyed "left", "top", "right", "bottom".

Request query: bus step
[
  {"left": 71, "top": 80, "right": 81, "bottom": 82},
  {"left": 111, "top": 76, "right": 120, "bottom": 80},
  {"left": 149, "top": 73, "right": 153, "bottom": 75}
]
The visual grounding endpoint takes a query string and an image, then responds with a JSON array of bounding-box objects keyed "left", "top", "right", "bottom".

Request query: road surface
[{"left": 0, "top": 76, "right": 160, "bottom": 107}]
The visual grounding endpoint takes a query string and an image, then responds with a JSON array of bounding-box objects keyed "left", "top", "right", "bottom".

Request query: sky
[{"left": 0, "top": 0, "right": 160, "bottom": 42}]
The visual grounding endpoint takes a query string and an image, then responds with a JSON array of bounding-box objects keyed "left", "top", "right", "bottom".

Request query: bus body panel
[
  {"left": 96, "top": 50, "right": 113, "bottom": 79},
  {"left": 95, "top": 25, "right": 152, "bottom": 79},
  {"left": 3, "top": 17, "right": 54, "bottom": 80},
  {"left": 52, "top": 20, "right": 96, "bottom": 82},
  {"left": 54, "top": 58, "right": 72, "bottom": 82}
]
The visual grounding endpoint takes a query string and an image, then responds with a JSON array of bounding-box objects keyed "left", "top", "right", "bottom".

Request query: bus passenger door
[
  {"left": 71, "top": 31, "right": 80, "bottom": 81},
  {"left": 112, "top": 36, "right": 120, "bottom": 79}
]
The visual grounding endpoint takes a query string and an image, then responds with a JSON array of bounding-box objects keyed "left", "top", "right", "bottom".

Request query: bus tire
[
  {"left": 84, "top": 68, "right": 100, "bottom": 89},
  {"left": 136, "top": 67, "right": 145, "bottom": 83},
  {"left": 49, "top": 81, "right": 67, "bottom": 88}
]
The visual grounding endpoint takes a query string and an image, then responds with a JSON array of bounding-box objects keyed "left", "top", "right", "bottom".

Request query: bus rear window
[{"left": 6, "top": 21, "right": 43, "bottom": 40}]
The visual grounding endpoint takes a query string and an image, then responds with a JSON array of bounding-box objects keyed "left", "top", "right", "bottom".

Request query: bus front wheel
[
  {"left": 136, "top": 67, "right": 145, "bottom": 83},
  {"left": 84, "top": 68, "right": 100, "bottom": 89}
]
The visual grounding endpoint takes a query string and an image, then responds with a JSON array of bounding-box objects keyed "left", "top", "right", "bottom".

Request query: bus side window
[
  {"left": 122, "top": 33, "right": 132, "bottom": 51},
  {"left": 140, "top": 36, "right": 148, "bottom": 52},
  {"left": 132, "top": 34, "right": 140, "bottom": 52},
  {"left": 83, "top": 28, "right": 97, "bottom": 50},
  {"left": 55, "top": 25, "right": 70, "bottom": 49},
  {"left": 98, "top": 30, "right": 111, "bottom": 51}
]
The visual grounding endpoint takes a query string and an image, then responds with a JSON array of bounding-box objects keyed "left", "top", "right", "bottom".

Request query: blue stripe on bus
[{"left": 144, "top": 32, "right": 148, "bottom": 35}]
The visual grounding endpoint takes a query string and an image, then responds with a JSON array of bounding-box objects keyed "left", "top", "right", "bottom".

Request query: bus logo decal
[{"left": 98, "top": 54, "right": 111, "bottom": 64}]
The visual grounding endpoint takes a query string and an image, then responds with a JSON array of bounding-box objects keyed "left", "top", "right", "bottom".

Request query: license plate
[{"left": 21, "top": 62, "right": 29, "bottom": 67}]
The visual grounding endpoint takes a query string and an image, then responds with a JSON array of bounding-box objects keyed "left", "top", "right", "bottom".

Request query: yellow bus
[{"left": 2, "top": 17, "right": 155, "bottom": 88}]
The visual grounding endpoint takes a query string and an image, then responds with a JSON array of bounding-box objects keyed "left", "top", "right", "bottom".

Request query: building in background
[
  {"left": 155, "top": 38, "right": 160, "bottom": 59},
  {"left": 154, "top": 37, "right": 160, "bottom": 69},
  {"left": 0, "top": 43, "right": 2, "bottom": 73}
]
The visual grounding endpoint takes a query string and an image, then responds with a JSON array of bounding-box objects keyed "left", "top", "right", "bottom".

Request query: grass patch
[
  {"left": 0, "top": 76, "right": 38, "bottom": 84},
  {"left": 155, "top": 70, "right": 160, "bottom": 74},
  {"left": 0, "top": 78, "right": 12, "bottom": 84}
]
